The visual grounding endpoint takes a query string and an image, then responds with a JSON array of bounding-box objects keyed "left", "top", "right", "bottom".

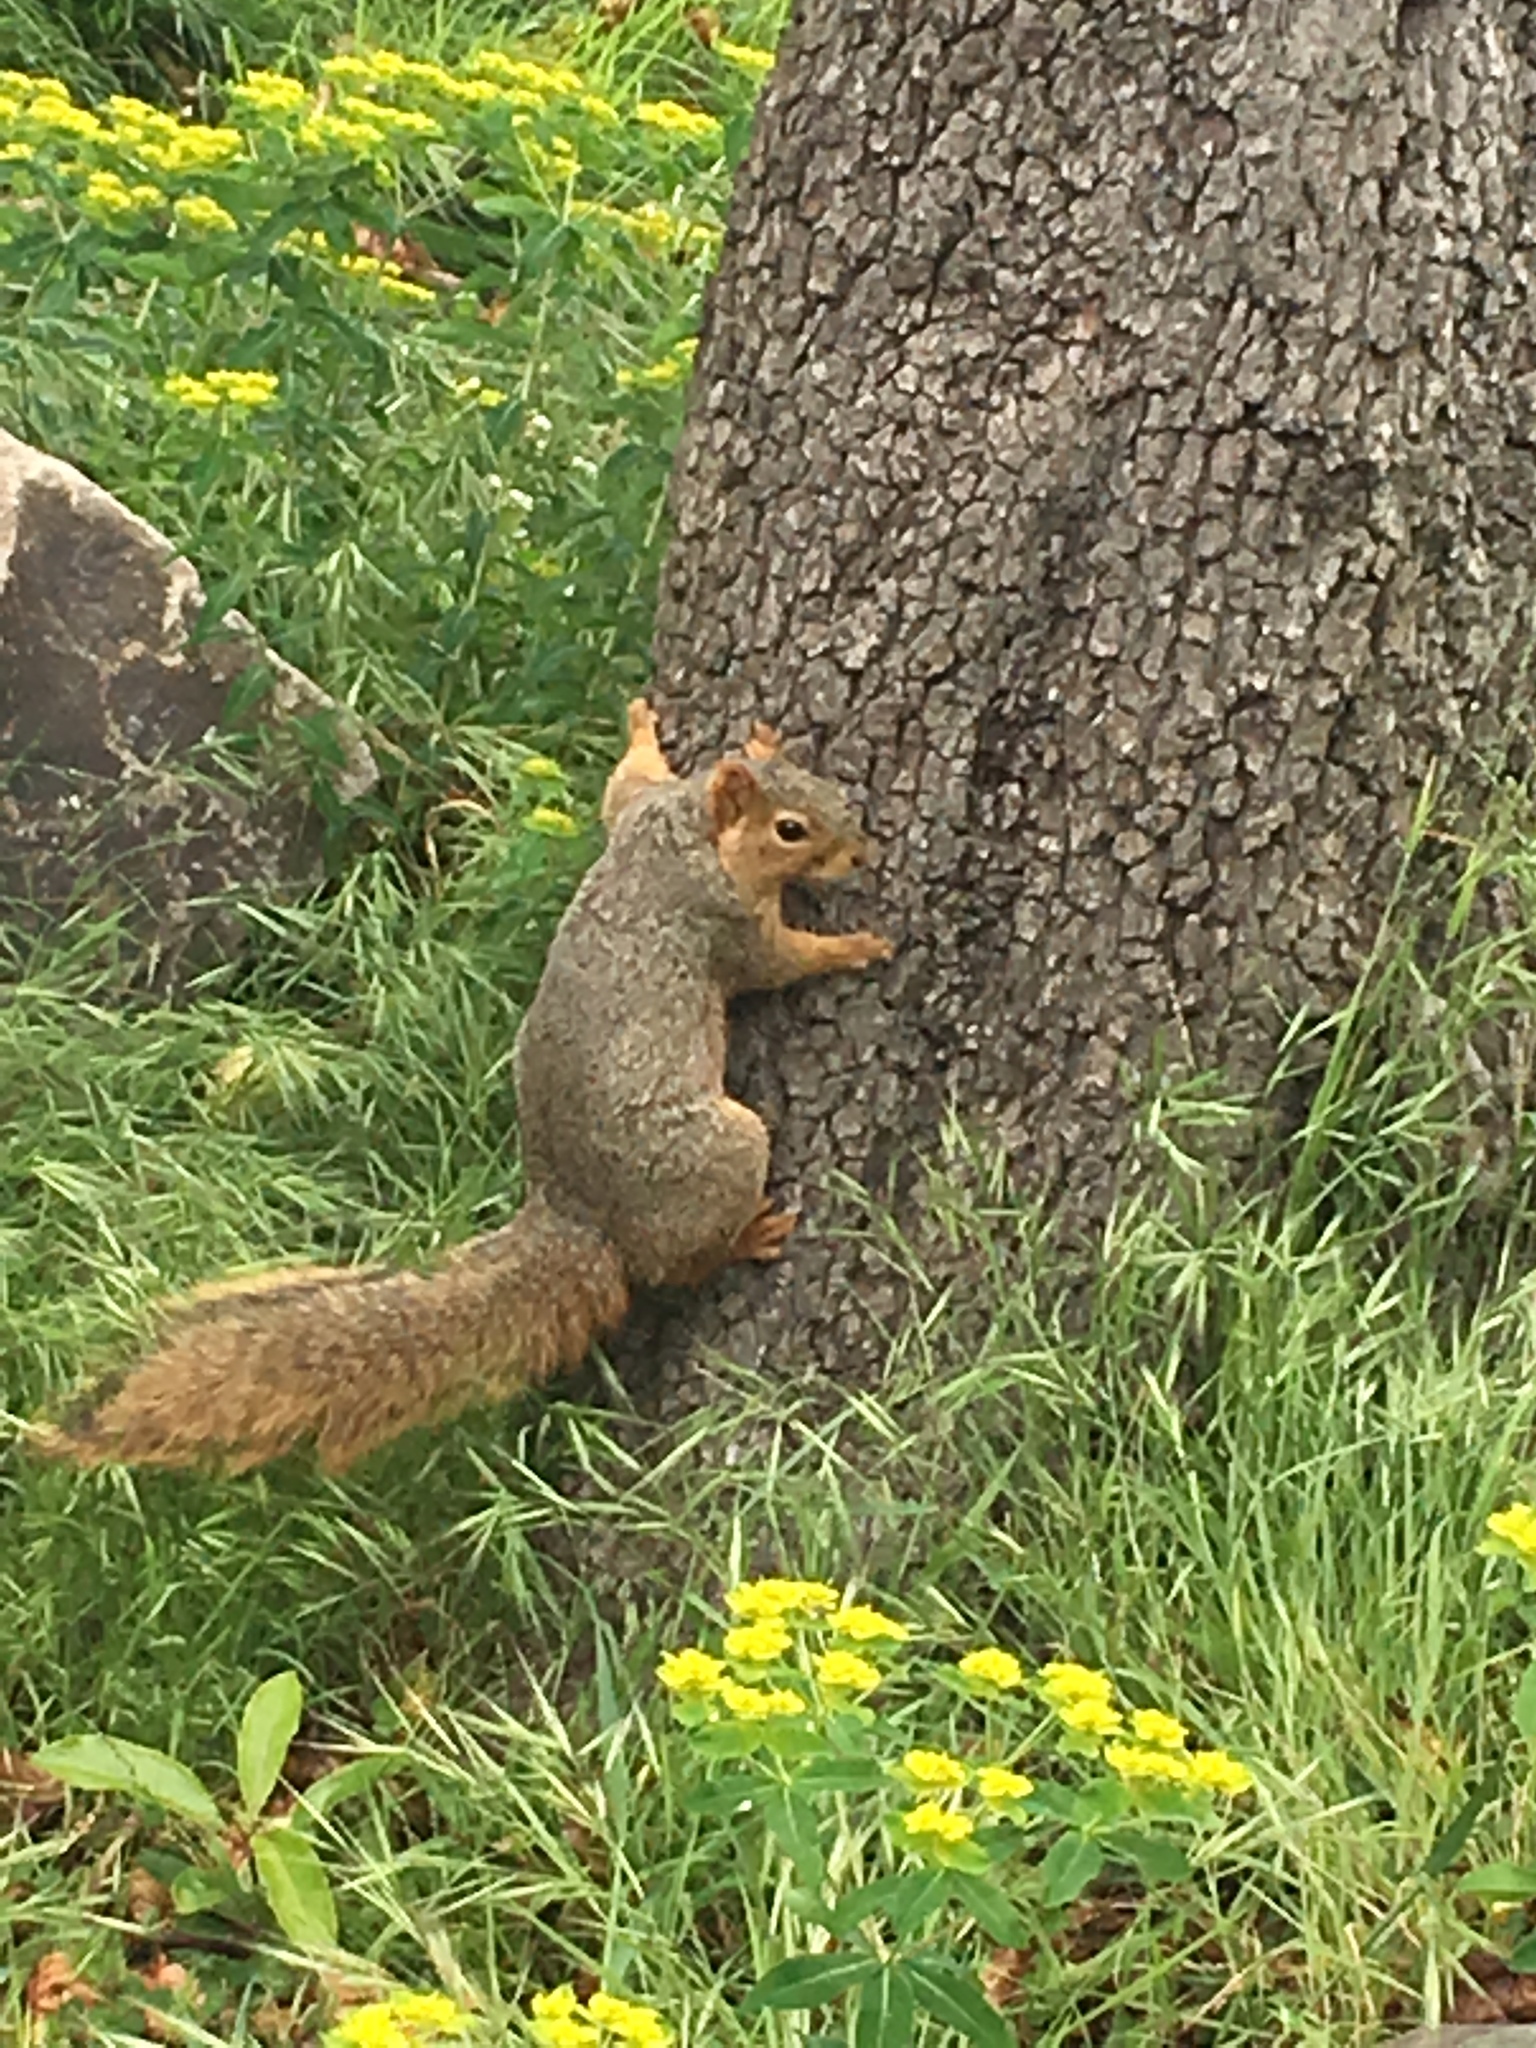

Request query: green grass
[{"left": 5, "top": 4, "right": 1536, "bottom": 2043}]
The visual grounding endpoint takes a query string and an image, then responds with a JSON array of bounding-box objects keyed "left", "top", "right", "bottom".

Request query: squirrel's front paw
[{"left": 843, "top": 931, "right": 896, "bottom": 968}]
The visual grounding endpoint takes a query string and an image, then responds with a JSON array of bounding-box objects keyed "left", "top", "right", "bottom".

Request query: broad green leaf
[
  {"left": 1106, "top": 1829, "right": 1192, "bottom": 1885},
  {"left": 1515, "top": 1661, "right": 1536, "bottom": 1746},
  {"left": 905, "top": 1956, "right": 1013, "bottom": 2048},
  {"left": 36, "top": 1734, "right": 221, "bottom": 1829},
  {"left": 237, "top": 1672, "right": 303, "bottom": 1822},
  {"left": 1510, "top": 1931, "right": 1536, "bottom": 1973},
  {"left": 762, "top": 1786, "right": 826, "bottom": 1888},
  {"left": 853, "top": 1965, "right": 915, "bottom": 2048},
  {"left": 682, "top": 1770, "right": 761, "bottom": 1818},
  {"left": 831, "top": 1868, "right": 946, "bottom": 1940},
  {"left": 1071, "top": 1777, "right": 1132, "bottom": 1827},
  {"left": 253, "top": 1828, "right": 339, "bottom": 1949},
  {"left": 948, "top": 1871, "right": 1033, "bottom": 1946},
  {"left": 296, "top": 1752, "right": 398, "bottom": 1820},
  {"left": 172, "top": 1866, "right": 248, "bottom": 1917},
  {"left": 1458, "top": 1860, "right": 1536, "bottom": 1902},
  {"left": 1023, "top": 1782, "right": 1080, "bottom": 1825},
  {"left": 796, "top": 1759, "right": 886, "bottom": 1796},
  {"left": 1040, "top": 1831, "right": 1105, "bottom": 1908},
  {"left": 742, "top": 1952, "right": 879, "bottom": 2014}
]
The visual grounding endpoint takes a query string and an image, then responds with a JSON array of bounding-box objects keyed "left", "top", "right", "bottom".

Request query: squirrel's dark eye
[{"left": 775, "top": 816, "right": 810, "bottom": 844}]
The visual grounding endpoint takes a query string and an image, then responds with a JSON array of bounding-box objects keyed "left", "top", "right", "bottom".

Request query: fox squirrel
[{"left": 35, "top": 701, "right": 893, "bottom": 1475}]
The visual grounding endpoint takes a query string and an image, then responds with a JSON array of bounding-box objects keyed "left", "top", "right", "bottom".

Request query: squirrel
[{"left": 33, "top": 700, "right": 893, "bottom": 1475}]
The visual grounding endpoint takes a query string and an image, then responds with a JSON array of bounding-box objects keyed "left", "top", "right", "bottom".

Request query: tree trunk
[{"left": 631, "top": 0, "right": 1536, "bottom": 1392}]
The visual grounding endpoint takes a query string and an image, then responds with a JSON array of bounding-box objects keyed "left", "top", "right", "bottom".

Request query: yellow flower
[
  {"left": 517, "top": 755, "right": 565, "bottom": 781},
  {"left": 1487, "top": 1503, "right": 1536, "bottom": 1560},
  {"left": 530, "top": 1988, "right": 580, "bottom": 2019},
  {"left": 527, "top": 804, "right": 579, "bottom": 837},
  {"left": 813, "top": 1649, "right": 881, "bottom": 1694},
  {"left": 228, "top": 69, "right": 310, "bottom": 115},
  {"left": 1130, "top": 1708, "right": 1188, "bottom": 1750},
  {"left": 1055, "top": 1696, "right": 1123, "bottom": 1738},
  {"left": 723, "top": 1619, "right": 792, "bottom": 1662},
  {"left": 578, "top": 92, "right": 620, "bottom": 124},
  {"left": 339, "top": 95, "right": 441, "bottom": 137},
  {"left": 901, "top": 1748, "right": 968, "bottom": 1790},
  {"left": 164, "top": 367, "right": 279, "bottom": 410},
  {"left": 24, "top": 96, "right": 103, "bottom": 139},
  {"left": 719, "top": 1679, "right": 802, "bottom": 1720},
  {"left": 1104, "top": 1742, "right": 1193, "bottom": 1787},
  {"left": 384, "top": 1994, "right": 469, "bottom": 2033},
  {"left": 174, "top": 192, "right": 237, "bottom": 233},
  {"left": 635, "top": 98, "right": 723, "bottom": 143},
  {"left": 1040, "top": 1661, "right": 1114, "bottom": 1704},
  {"left": 1185, "top": 1749, "right": 1255, "bottom": 1797},
  {"left": 0, "top": 141, "right": 34, "bottom": 160},
  {"left": 329, "top": 2009, "right": 407, "bottom": 2048},
  {"left": 957, "top": 1647, "right": 1024, "bottom": 1690},
  {"left": 472, "top": 52, "right": 585, "bottom": 96},
  {"left": 656, "top": 1646, "right": 726, "bottom": 1696},
  {"left": 716, "top": 39, "right": 776, "bottom": 75},
  {"left": 902, "top": 1800, "right": 974, "bottom": 1845},
  {"left": 326, "top": 1995, "right": 467, "bottom": 2048},
  {"left": 726, "top": 1577, "right": 838, "bottom": 1621},
  {"left": 379, "top": 274, "right": 438, "bottom": 305},
  {"left": 297, "top": 113, "right": 388, "bottom": 154},
  {"left": 81, "top": 170, "right": 163, "bottom": 216},
  {"left": 976, "top": 1765, "right": 1034, "bottom": 1804},
  {"left": 586, "top": 1991, "right": 671, "bottom": 2045},
  {"left": 831, "top": 1605, "right": 909, "bottom": 1644}
]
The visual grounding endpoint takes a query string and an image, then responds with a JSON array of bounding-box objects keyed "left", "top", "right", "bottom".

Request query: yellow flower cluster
[
  {"left": 902, "top": 1748, "right": 968, "bottom": 1789},
  {"left": 616, "top": 339, "right": 698, "bottom": 392},
  {"left": 1486, "top": 1502, "right": 1536, "bottom": 1561},
  {"left": 635, "top": 99, "right": 723, "bottom": 144},
  {"left": 716, "top": 40, "right": 776, "bottom": 77},
  {"left": 831, "top": 1604, "right": 910, "bottom": 1644},
  {"left": 106, "top": 97, "right": 244, "bottom": 174},
  {"left": 326, "top": 1990, "right": 471, "bottom": 2048},
  {"left": 957, "top": 1646, "right": 1025, "bottom": 1690},
  {"left": 891, "top": 1745, "right": 1034, "bottom": 1856},
  {"left": 1105, "top": 1741, "right": 1253, "bottom": 1798},
  {"left": 336, "top": 251, "right": 438, "bottom": 305},
  {"left": 1040, "top": 1660, "right": 1124, "bottom": 1739},
  {"left": 174, "top": 192, "right": 238, "bottom": 233},
  {"left": 228, "top": 69, "right": 310, "bottom": 116},
  {"left": 659, "top": 1578, "right": 910, "bottom": 1722},
  {"left": 163, "top": 367, "right": 280, "bottom": 410},
  {"left": 725, "top": 1578, "right": 839, "bottom": 1621},
  {"left": 81, "top": 168, "right": 163, "bottom": 216},
  {"left": 526, "top": 804, "right": 580, "bottom": 837},
  {"left": 569, "top": 199, "right": 718, "bottom": 260},
  {"left": 452, "top": 374, "right": 510, "bottom": 408},
  {"left": 903, "top": 1799, "right": 974, "bottom": 1845},
  {"left": 528, "top": 1983, "right": 670, "bottom": 2048}
]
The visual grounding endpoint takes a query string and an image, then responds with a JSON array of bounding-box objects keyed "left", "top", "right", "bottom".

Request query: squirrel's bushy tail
[{"left": 37, "top": 1197, "right": 629, "bottom": 1474}]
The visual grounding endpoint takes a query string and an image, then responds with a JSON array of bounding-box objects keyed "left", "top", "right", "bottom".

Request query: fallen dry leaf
[
  {"left": 980, "top": 1944, "right": 1029, "bottom": 2012},
  {"left": 684, "top": 7, "right": 720, "bottom": 43},
  {"left": 126, "top": 1866, "right": 174, "bottom": 1926},
  {"left": 26, "top": 1951, "right": 102, "bottom": 2016},
  {"left": 0, "top": 1750, "right": 65, "bottom": 1825}
]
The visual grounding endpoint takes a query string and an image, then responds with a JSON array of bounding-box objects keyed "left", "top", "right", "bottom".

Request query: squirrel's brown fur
[{"left": 34, "top": 702, "right": 891, "bottom": 1474}]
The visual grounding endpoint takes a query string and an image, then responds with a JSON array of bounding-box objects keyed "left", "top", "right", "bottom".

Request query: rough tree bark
[{"left": 631, "top": 0, "right": 1536, "bottom": 1391}]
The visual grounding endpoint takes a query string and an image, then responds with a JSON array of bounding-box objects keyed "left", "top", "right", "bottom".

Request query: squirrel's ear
[{"left": 706, "top": 758, "right": 764, "bottom": 836}]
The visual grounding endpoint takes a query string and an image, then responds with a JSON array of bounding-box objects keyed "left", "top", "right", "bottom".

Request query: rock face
[{"left": 0, "top": 429, "right": 377, "bottom": 985}]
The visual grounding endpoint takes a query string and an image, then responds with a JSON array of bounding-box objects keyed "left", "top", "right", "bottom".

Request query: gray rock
[
  {"left": 0, "top": 428, "right": 377, "bottom": 986},
  {"left": 1390, "top": 2031, "right": 1536, "bottom": 2045}
]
